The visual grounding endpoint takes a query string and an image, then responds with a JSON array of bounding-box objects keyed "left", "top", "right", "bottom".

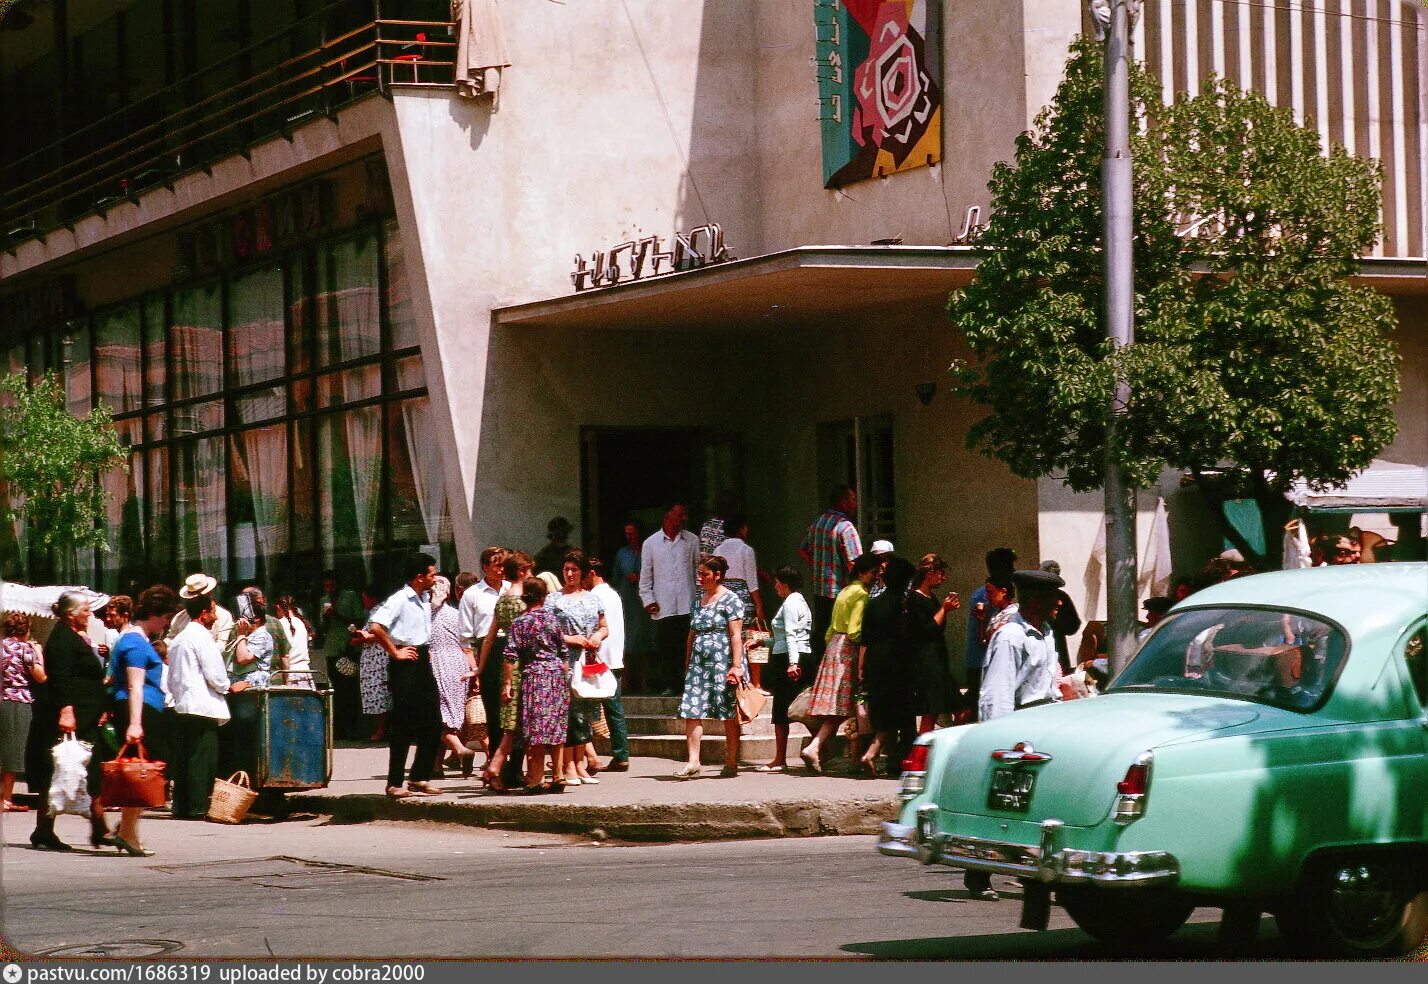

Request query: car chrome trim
[{"left": 875, "top": 817, "right": 1180, "bottom": 887}]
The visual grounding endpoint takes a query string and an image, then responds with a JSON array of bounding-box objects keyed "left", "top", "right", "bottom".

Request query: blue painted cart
[{"left": 227, "top": 671, "right": 333, "bottom": 791}]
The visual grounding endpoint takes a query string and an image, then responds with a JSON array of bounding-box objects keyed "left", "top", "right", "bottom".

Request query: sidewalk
[{"left": 285, "top": 744, "right": 900, "bottom": 842}]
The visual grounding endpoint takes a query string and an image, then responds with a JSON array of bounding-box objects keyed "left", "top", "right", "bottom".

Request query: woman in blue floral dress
[{"left": 675, "top": 556, "right": 747, "bottom": 779}]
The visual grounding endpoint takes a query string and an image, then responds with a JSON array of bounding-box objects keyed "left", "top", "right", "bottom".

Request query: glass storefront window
[
  {"left": 287, "top": 257, "right": 313, "bottom": 376},
  {"left": 175, "top": 436, "right": 227, "bottom": 579},
  {"left": 63, "top": 323, "right": 92, "bottom": 417},
  {"left": 317, "top": 364, "right": 381, "bottom": 407},
  {"left": 99, "top": 421, "right": 146, "bottom": 592},
  {"left": 143, "top": 295, "right": 167, "bottom": 406},
  {"left": 317, "top": 234, "right": 381, "bottom": 366},
  {"left": 385, "top": 220, "right": 418, "bottom": 350},
  {"left": 317, "top": 407, "right": 383, "bottom": 587},
  {"left": 96, "top": 304, "right": 143, "bottom": 414},
  {"left": 236, "top": 385, "right": 286, "bottom": 425},
  {"left": 171, "top": 283, "right": 224, "bottom": 400},
  {"left": 171, "top": 399, "right": 224, "bottom": 437},
  {"left": 231, "top": 424, "right": 289, "bottom": 586},
  {"left": 146, "top": 448, "right": 172, "bottom": 580},
  {"left": 388, "top": 396, "right": 454, "bottom": 571},
  {"left": 229, "top": 265, "right": 286, "bottom": 387}
]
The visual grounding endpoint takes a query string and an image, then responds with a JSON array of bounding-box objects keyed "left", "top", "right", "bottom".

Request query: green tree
[
  {"left": 0, "top": 370, "right": 128, "bottom": 576},
  {"left": 950, "top": 38, "right": 1399, "bottom": 571}
]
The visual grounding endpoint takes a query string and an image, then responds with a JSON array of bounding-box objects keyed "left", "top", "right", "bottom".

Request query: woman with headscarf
[
  {"left": 799, "top": 552, "right": 881, "bottom": 773},
  {"left": 110, "top": 585, "right": 182, "bottom": 856},
  {"left": 28, "top": 591, "right": 112, "bottom": 851},
  {"left": 428, "top": 574, "right": 478, "bottom": 777},
  {"left": 858, "top": 555, "right": 918, "bottom": 775}
]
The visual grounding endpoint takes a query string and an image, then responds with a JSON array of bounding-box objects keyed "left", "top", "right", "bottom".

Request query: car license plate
[{"left": 987, "top": 767, "right": 1036, "bottom": 812}]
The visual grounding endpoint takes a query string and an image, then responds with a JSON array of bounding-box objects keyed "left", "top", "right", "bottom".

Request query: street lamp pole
[{"left": 1091, "top": 0, "right": 1140, "bottom": 677}]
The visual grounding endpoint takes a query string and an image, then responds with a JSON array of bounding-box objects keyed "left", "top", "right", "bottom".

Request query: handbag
[
  {"left": 571, "top": 653, "right": 617, "bottom": 699},
  {"left": 591, "top": 703, "right": 610, "bottom": 739},
  {"left": 787, "top": 688, "right": 817, "bottom": 730},
  {"left": 100, "top": 741, "right": 168, "bottom": 809},
  {"left": 735, "top": 680, "right": 768, "bottom": 725}
]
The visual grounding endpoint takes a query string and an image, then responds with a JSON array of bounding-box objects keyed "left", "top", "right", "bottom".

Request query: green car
[{"left": 877, "top": 562, "right": 1428, "bottom": 956}]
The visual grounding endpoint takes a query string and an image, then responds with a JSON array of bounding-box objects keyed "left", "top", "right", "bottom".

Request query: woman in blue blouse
[{"left": 111, "top": 584, "right": 181, "bottom": 856}]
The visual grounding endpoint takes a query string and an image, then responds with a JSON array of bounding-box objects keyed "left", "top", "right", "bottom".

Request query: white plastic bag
[
  {"left": 48, "top": 734, "right": 93, "bottom": 816},
  {"left": 570, "top": 655, "right": 617, "bottom": 700}
]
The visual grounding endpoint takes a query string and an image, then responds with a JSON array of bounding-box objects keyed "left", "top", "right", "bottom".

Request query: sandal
[
  {"left": 754, "top": 764, "right": 785, "bottom": 773},
  {"left": 385, "top": 785, "right": 414, "bottom": 799},
  {"left": 673, "top": 764, "right": 701, "bottom": 780},
  {"left": 799, "top": 748, "right": 823, "bottom": 774},
  {"left": 406, "top": 781, "right": 441, "bottom": 796},
  {"left": 577, "top": 774, "right": 599, "bottom": 784}
]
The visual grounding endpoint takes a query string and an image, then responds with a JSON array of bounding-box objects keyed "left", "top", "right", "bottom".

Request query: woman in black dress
[
  {"left": 857, "top": 556, "right": 917, "bottom": 776},
  {"left": 28, "top": 592, "right": 115, "bottom": 851},
  {"left": 905, "top": 554, "right": 964, "bottom": 733}
]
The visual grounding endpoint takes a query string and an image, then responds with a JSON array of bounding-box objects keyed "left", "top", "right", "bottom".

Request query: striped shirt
[{"left": 800, "top": 509, "right": 863, "bottom": 599}]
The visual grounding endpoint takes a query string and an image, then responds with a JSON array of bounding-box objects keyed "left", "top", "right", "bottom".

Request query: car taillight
[
  {"left": 902, "top": 744, "right": 929, "bottom": 774},
  {"left": 1117, "top": 763, "right": 1148, "bottom": 796}
]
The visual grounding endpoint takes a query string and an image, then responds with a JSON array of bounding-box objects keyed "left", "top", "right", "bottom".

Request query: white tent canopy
[
  {"left": 0, "top": 583, "right": 111, "bottom": 618},
  {"left": 1288, "top": 460, "right": 1428, "bottom": 513}
]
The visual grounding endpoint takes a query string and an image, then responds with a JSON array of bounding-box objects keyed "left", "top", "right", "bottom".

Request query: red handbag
[{"left": 100, "top": 741, "right": 168, "bottom": 809}]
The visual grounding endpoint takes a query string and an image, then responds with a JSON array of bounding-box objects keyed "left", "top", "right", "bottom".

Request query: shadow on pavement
[{"left": 842, "top": 918, "right": 1287, "bottom": 960}]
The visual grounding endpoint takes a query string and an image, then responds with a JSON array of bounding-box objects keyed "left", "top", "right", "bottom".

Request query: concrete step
[
  {"left": 622, "top": 713, "right": 778, "bottom": 737},
  {"left": 621, "top": 695, "right": 683, "bottom": 715},
  {"left": 593, "top": 732, "right": 858, "bottom": 765}
]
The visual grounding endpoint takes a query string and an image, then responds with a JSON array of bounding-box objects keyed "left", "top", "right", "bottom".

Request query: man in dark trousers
[{"left": 368, "top": 553, "right": 442, "bottom": 799}]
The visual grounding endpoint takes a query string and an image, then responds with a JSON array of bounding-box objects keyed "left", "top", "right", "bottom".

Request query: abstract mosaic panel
[{"left": 815, "top": 0, "right": 943, "bottom": 188}]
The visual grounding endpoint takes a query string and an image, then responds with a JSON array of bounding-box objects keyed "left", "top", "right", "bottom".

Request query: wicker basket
[
  {"left": 206, "top": 771, "right": 258, "bottom": 825},
  {"left": 591, "top": 704, "right": 610, "bottom": 739}
]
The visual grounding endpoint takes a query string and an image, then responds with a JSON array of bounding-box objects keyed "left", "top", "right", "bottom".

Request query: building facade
[{"left": 1, "top": 0, "right": 1423, "bottom": 658}]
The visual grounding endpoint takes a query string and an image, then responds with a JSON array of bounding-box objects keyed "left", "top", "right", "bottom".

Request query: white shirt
[
  {"left": 369, "top": 584, "right": 433, "bottom": 647},
  {"left": 167, "top": 620, "right": 232, "bottom": 722},
  {"left": 771, "top": 591, "right": 812, "bottom": 658},
  {"left": 639, "top": 528, "right": 700, "bottom": 618},
  {"left": 590, "top": 581, "right": 625, "bottom": 670},
  {"left": 713, "top": 537, "right": 758, "bottom": 590},
  {"left": 458, "top": 578, "right": 508, "bottom": 645},
  {"left": 278, "top": 615, "right": 311, "bottom": 673},
  {"left": 168, "top": 603, "right": 237, "bottom": 656},
  {"left": 978, "top": 610, "right": 1058, "bottom": 722}
]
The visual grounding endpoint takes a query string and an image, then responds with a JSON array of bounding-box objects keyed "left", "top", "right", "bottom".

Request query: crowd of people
[{"left": 3, "top": 488, "right": 1409, "bottom": 847}]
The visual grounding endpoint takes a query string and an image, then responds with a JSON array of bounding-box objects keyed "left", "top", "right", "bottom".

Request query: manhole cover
[
  {"left": 37, "top": 940, "right": 184, "bottom": 958},
  {"left": 149, "top": 855, "right": 442, "bottom": 888}
]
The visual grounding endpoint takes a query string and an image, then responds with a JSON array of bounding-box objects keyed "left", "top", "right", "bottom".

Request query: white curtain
[{"left": 400, "top": 397, "right": 449, "bottom": 549}]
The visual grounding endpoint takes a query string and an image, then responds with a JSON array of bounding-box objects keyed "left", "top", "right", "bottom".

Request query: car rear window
[{"left": 1108, "top": 607, "right": 1348, "bottom": 712}]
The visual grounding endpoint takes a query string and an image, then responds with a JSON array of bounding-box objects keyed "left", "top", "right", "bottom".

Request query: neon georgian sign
[{"left": 571, "top": 223, "right": 734, "bottom": 291}]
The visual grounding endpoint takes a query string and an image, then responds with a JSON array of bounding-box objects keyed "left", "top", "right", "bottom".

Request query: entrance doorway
[{"left": 580, "top": 427, "right": 743, "bottom": 562}]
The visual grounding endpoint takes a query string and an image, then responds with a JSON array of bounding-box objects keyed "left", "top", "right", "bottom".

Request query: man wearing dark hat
[
  {"left": 1138, "top": 596, "right": 1173, "bottom": 643},
  {"left": 977, "top": 568, "right": 1064, "bottom": 724},
  {"left": 534, "top": 517, "right": 576, "bottom": 577}
]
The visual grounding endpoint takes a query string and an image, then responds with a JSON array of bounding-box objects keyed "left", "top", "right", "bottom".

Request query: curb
[{"left": 286, "top": 792, "right": 898, "bottom": 842}]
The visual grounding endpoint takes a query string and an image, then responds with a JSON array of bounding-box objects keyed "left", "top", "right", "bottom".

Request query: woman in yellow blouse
[{"left": 799, "top": 552, "right": 881, "bottom": 773}]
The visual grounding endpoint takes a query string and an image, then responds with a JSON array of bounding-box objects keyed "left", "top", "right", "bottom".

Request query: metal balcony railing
[{"left": 2, "top": 2, "right": 455, "bottom": 252}]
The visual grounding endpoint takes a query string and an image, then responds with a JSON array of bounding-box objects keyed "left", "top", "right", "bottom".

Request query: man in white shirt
[
  {"left": 168, "top": 593, "right": 250, "bottom": 819},
  {"left": 586, "top": 557, "right": 629, "bottom": 769},
  {"left": 167, "top": 572, "right": 237, "bottom": 658},
  {"left": 459, "top": 546, "right": 510, "bottom": 750},
  {"left": 369, "top": 552, "right": 441, "bottom": 799},
  {"left": 639, "top": 502, "right": 700, "bottom": 696},
  {"left": 978, "top": 569, "right": 1063, "bottom": 724}
]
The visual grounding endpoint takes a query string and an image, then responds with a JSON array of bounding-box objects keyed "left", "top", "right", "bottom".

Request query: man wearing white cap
[
  {"left": 166, "top": 574, "right": 236, "bottom": 662},
  {"left": 868, "top": 540, "right": 895, "bottom": 599}
]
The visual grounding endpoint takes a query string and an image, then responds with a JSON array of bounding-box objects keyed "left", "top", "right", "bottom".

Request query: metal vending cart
[{"left": 228, "top": 671, "right": 333, "bottom": 793}]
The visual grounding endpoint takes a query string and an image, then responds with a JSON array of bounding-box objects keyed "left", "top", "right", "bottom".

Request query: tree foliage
[
  {"left": 950, "top": 38, "right": 1400, "bottom": 568},
  {"left": 0, "top": 370, "right": 127, "bottom": 562}
]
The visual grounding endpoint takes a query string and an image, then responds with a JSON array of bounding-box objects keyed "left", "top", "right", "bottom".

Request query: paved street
[{"left": 1, "top": 815, "right": 1287, "bottom": 959}]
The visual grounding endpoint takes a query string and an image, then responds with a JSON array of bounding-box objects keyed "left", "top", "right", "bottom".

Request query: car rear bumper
[{"left": 876, "top": 811, "right": 1180, "bottom": 888}]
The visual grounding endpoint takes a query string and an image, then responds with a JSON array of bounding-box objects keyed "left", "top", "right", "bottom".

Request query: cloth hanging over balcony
[{"left": 451, "top": 0, "right": 511, "bottom": 103}]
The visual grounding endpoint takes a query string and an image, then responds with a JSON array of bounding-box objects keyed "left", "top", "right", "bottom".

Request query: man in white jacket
[
  {"left": 977, "top": 568, "right": 1064, "bottom": 723},
  {"left": 168, "top": 593, "right": 249, "bottom": 818}
]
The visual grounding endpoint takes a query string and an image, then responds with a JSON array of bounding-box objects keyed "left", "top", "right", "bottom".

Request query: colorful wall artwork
[{"left": 815, "top": 0, "right": 943, "bottom": 188}]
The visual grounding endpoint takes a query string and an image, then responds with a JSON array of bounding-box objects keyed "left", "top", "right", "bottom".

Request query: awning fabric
[
  {"left": 0, "top": 583, "right": 111, "bottom": 618},
  {"left": 1289, "top": 460, "right": 1428, "bottom": 512}
]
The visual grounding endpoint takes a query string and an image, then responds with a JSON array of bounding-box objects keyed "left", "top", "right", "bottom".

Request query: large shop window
[
  {"left": 2, "top": 218, "right": 448, "bottom": 597},
  {"left": 817, "top": 415, "right": 897, "bottom": 544}
]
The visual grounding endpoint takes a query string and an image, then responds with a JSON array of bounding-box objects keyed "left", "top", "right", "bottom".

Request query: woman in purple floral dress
[
  {"left": 0, "top": 612, "right": 41, "bottom": 813},
  {"left": 505, "top": 577, "right": 570, "bottom": 792}
]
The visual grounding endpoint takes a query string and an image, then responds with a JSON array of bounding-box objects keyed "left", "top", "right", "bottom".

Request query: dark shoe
[
  {"left": 90, "top": 829, "right": 118, "bottom": 850},
  {"left": 603, "top": 759, "right": 630, "bottom": 772},
  {"left": 30, "top": 832, "right": 72, "bottom": 852},
  {"left": 111, "top": 834, "right": 154, "bottom": 858},
  {"left": 965, "top": 872, "right": 998, "bottom": 901},
  {"left": 460, "top": 751, "right": 476, "bottom": 780}
]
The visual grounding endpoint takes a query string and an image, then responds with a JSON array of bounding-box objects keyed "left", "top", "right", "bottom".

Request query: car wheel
[
  {"left": 1059, "top": 888, "right": 1194, "bottom": 951},
  {"left": 1277, "top": 859, "right": 1428, "bottom": 958}
]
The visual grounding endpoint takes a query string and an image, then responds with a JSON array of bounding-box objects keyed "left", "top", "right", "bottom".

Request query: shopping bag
[
  {"left": 571, "top": 654, "right": 617, "bottom": 699},
  {"left": 48, "top": 734, "right": 93, "bottom": 817},
  {"left": 207, "top": 771, "right": 258, "bottom": 825},
  {"left": 100, "top": 741, "right": 168, "bottom": 809},
  {"left": 735, "top": 680, "right": 768, "bottom": 725},
  {"left": 787, "top": 688, "right": 817, "bottom": 731}
]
